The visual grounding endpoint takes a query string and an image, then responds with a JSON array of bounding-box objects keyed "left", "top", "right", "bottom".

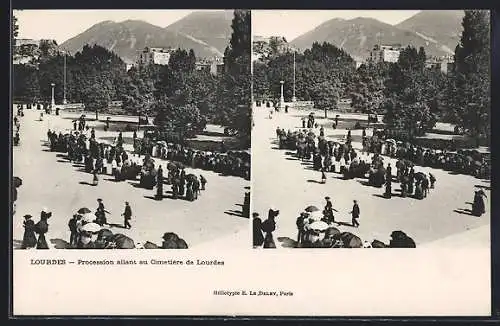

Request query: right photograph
[{"left": 251, "top": 10, "right": 491, "bottom": 249}]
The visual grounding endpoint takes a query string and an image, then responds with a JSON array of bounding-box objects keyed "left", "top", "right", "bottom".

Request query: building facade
[
  {"left": 369, "top": 44, "right": 403, "bottom": 64},
  {"left": 425, "top": 55, "right": 454, "bottom": 74},
  {"left": 195, "top": 56, "right": 224, "bottom": 76},
  {"left": 137, "top": 47, "right": 174, "bottom": 66}
]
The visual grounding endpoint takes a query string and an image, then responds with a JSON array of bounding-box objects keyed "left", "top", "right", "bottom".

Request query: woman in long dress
[
  {"left": 472, "top": 190, "right": 487, "bottom": 216},
  {"left": 21, "top": 215, "right": 37, "bottom": 249},
  {"left": 35, "top": 211, "right": 51, "bottom": 249}
]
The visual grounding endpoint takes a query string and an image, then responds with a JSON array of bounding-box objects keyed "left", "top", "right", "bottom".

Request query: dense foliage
[{"left": 12, "top": 10, "right": 252, "bottom": 146}]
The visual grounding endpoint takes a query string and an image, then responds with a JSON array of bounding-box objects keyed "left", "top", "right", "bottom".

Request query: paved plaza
[
  {"left": 252, "top": 106, "right": 490, "bottom": 248},
  {"left": 12, "top": 108, "right": 249, "bottom": 249}
]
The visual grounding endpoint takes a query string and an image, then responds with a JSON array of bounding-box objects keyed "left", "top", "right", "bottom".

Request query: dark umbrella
[
  {"left": 186, "top": 174, "right": 197, "bottom": 182},
  {"left": 175, "top": 162, "right": 185, "bottom": 169},
  {"left": 77, "top": 207, "right": 92, "bottom": 214},
  {"left": 166, "top": 162, "right": 177, "bottom": 170},
  {"left": 111, "top": 233, "right": 135, "bottom": 249},
  {"left": 97, "top": 229, "right": 114, "bottom": 242},
  {"left": 13, "top": 176, "right": 22, "bottom": 188},
  {"left": 143, "top": 241, "right": 160, "bottom": 249},
  {"left": 305, "top": 206, "right": 320, "bottom": 213},
  {"left": 340, "top": 232, "right": 363, "bottom": 248}
]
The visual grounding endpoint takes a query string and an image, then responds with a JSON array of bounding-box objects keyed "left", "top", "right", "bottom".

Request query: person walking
[
  {"left": 200, "top": 175, "right": 207, "bottom": 190},
  {"left": 429, "top": 173, "right": 436, "bottom": 189},
  {"left": 92, "top": 170, "right": 99, "bottom": 186},
  {"left": 156, "top": 165, "right": 164, "bottom": 200},
  {"left": 122, "top": 201, "right": 132, "bottom": 229},
  {"left": 321, "top": 168, "right": 327, "bottom": 184},
  {"left": 350, "top": 200, "right": 360, "bottom": 228},
  {"left": 35, "top": 209, "right": 51, "bottom": 249},
  {"left": 21, "top": 215, "right": 37, "bottom": 249},
  {"left": 68, "top": 214, "right": 79, "bottom": 248},
  {"left": 95, "top": 198, "right": 109, "bottom": 226}
]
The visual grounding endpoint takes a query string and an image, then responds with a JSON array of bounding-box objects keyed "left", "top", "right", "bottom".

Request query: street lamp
[
  {"left": 50, "top": 83, "right": 55, "bottom": 108},
  {"left": 63, "top": 51, "right": 67, "bottom": 104},
  {"left": 279, "top": 80, "right": 285, "bottom": 110},
  {"left": 292, "top": 51, "right": 297, "bottom": 103}
]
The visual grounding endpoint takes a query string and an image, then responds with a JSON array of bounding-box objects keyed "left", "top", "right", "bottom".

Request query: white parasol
[
  {"left": 308, "top": 221, "right": 329, "bottom": 231},
  {"left": 81, "top": 222, "right": 102, "bottom": 233}
]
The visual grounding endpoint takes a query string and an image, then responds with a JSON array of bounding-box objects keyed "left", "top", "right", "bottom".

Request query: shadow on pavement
[
  {"left": 79, "top": 181, "right": 96, "bottom": 186},
  {"left": 454, "top": 208, "right": 475, "bottom": 216},
  {"left": 307, "top": 179, "right": 322, "bottom": 184},
  {"left": 224, "top": 209, "right": 244, "bottom": 218}
]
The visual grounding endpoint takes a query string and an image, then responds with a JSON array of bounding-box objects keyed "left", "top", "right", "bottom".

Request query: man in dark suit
[
  {"left": 350, "top": 200, "right": 360, "bottom": 228},
  {"left": 122, "top": 202, "right": 132, "bottom": 229}
]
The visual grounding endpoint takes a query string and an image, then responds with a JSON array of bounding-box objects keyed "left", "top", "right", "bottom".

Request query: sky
[
  {"left": 14, "top": 10, "right": 199, "bottom": 44},
  {"left": 252, "top": 10, "right": 421, "bottom": 41}
]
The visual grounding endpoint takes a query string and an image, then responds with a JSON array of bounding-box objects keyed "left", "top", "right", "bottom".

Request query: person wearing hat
[
  {"left": 252, "top": 213, "right": 264, "bottom": 247},
  {"left": 95, "top": 199, "right": 108, "bottom": 226},
  {"left": 350, "top": 200, "right": 360, "bottom": 228},
  {"left": 77, "top": 230, "right": 95, "bottom": 249},
  {"left": 156, "top": 165, "right": 164, "bottom": 200},
  {"left": 122, "top": 201, "right": 132, "bottom": 229},
  {"left": 68, "top": 214, "right": 80, "bottom": 248},
  {"left": 296, "top": 212, "right": 309, "bottom": 247},
  {"left": 323, "top": 197, "right": 337, "bottom": 224},
  {"left": 22, "top": 215, "right": 37, "bottom": 249},
  {"left": 35, "top": 209, "right": 51, "bottom": 249}
]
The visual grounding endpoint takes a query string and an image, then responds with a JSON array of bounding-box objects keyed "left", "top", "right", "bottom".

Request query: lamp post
[
  {"left": 279, "top": 80, "right": 285, "bottom": 110},
  {"left": 292, "top": 51, "right": 297, "bottom": 103},
  {"left": 50, "top": 83, "right": 55, "bottom": 109},
  {"left": 63, "top": 51, "right": 67, "bottom": 104}
]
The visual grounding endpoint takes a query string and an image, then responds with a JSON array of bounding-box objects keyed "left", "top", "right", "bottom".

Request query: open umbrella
[
  {"left": 82, "top": 213, "right": 94, "bottom": 223},
  {"left": 175, "top": 161, "right": 185, "bottom": 168},
  {"left": 111, "top": 233, "right": 135, "bottom": 249},
  {"left": 77, "top": 207, "right": 92, "bottom": 214},
  {"left": 305, "top": 205, "right": 320, "bottom": 213},
  {"left": 309, "top": 210, "right": 323, "bottom": 221},
  {"left": 166, "top": 162, "right": 177, "bottom": 170},
  {"left": 385, "top": 139, "right": 396, "bottom": 145},
  {"left": 308, "top": 221, "right": 329, "bottom": 231},
  {"left": 81, "top": 222, "right": 101, "bottom": 233},
  {"left": 13, "top": 176, "right": 22, "bottom": 188},
  {"left": 414, "top": 172, "right": 426, "bottom": 181}
]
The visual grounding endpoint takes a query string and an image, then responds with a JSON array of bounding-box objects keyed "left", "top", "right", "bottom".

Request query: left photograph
[{"left": 11, "top": 9, "right": 251, "bottom": 249}]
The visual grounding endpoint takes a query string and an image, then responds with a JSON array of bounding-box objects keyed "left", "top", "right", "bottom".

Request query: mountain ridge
[{"left": 61, "top": 11, "right": 233, "bottom": 64}]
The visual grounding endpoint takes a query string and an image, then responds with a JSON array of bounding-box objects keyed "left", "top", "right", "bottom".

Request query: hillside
[
  {"left": 61, "top": 11, "right": 233, "bottom": 63},
  {"left": 396, "top": 10, "right": 464, "bottom": 53},
  {"left": 291, "top": 17, "right": 454, "bottom": 61}
]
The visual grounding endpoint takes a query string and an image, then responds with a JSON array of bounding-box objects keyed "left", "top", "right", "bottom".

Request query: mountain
[
  {"left": 396, "top": 10, "right": 464, "bottom": 54},
  {"left": 290, "top": 17, "right": 455, "bottom": 61},
  {"left": 165, "top": 10, "right": 234, "bottom": 55},
  {"left": 61, "top": 11, "right": 233, "bottom": 64}
]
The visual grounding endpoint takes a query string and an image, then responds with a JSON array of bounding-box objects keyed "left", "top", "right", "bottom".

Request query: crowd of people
[
  {"left": 363, "top": 132, "right": 490, "bottom": 179},
  {"left": 252, "top": 202, "right": 417, "bottom": 249},
  {"left": 20, "top": 203, "right": 189, "bottom": 250},
  {"left": 136, "top": 138, "right": 250, "bottom": 180}
]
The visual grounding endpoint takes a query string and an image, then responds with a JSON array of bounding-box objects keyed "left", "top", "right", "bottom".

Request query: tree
[
  {"left": 217, "top": 9, "right": 251, "bottom": 146},
  {"left": 311, "top": 80, "right": 340, "bottom": 118},
  {"left": 447, "top": 10, "right": 490, "bottom": 144}
]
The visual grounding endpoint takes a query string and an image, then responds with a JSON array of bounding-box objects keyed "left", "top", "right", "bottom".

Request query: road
[
  {"left": 252, "top": 106, "right": 490, "bottom": 248},
  {"left": 12, "top": 108, "right": 249, "bottom": 249}
]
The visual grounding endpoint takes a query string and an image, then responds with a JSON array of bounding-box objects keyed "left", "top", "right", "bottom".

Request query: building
[
  {"left": 195, "top": 56, "right": 224, "bottom": 76},
  {"left": 137, "top": 47, "right": 174, "bottom": 66},
  {"left": 15, "top": 38, "right": 39, "bottom": 47},
  {"left": 369, "top": 44, "right": 403, "bottom": 63},
  {"left": 425, "top": 55, "right": 454, "bottom": 74}
]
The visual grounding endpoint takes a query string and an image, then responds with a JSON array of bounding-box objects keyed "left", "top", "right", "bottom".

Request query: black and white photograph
[
  {"left": 12, "top": 9, "right": 251, "bottom": 250},
  {"left": 251, "top": 10, "right": 491, "bottom": 249}
]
